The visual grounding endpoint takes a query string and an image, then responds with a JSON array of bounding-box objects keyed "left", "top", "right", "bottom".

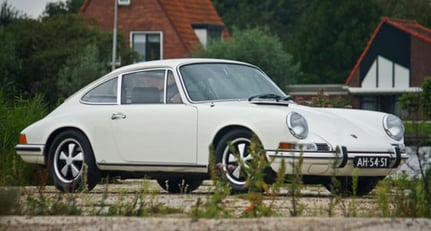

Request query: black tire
[
  {"left": 214, "top": 129, "right": 274, "bottom": 193},
  {"left": 324, "top": 176, "right": 382, "bottom": 197},
  {"left": 156, "top": 178, "right": 202, "bottom": 193},
  {"left": 48, "top": 130, "right": 100, "bottom": 192}
]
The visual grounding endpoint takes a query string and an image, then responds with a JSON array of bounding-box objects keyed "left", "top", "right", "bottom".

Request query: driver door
[{"left": 112, "top": 69, "right": 198, "bottom": 165}]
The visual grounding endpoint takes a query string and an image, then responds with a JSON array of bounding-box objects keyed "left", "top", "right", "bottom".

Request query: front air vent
[{"left": 316, "top": 143, "right": 330, "bottom": 152}]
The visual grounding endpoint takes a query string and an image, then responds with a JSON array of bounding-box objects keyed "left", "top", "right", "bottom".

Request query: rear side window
[{"left": 81, "top": 77, "right": 118, "bottom": 104}]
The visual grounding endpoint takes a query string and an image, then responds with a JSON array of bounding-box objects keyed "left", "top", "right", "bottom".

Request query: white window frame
[
  {"left": 192, "top": 24, "right": 223, "bottom": 48},
  {"left": 130, "top": 31, "right": 163, "bottom": 61},
  {"left": 118, "top": 0, "right": 131, "bottom": 6}
]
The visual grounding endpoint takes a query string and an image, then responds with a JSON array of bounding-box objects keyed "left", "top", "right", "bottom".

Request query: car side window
[
  {"left": 81, "top": 77, "right": 118, "bottom": 104},
  {"left": 122, "top": 70, "right": 165, "bottom": 104},
  {"left": 166, "top": 71, "right": 182, "bottom": 104}
]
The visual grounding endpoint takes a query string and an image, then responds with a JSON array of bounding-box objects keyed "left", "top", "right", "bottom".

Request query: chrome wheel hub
[
  {"left": 53, "top": 138, "right": 84, "bottom": 183},
  {"left": 222, "top": 137, "right": 252, "bottom": 185}
]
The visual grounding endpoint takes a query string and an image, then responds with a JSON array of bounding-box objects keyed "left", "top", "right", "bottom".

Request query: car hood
[
  {"left": 288, "top": 103, "right": 394, "bottom": 148},
  {"left": 207, "top": 100, "right": 395, "bottom": 149}
]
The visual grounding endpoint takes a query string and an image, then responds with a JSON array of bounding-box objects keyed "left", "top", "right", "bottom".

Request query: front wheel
[
  {"left": 48, "top": 130, "right": 100, "bottom": 192},
  {"left": 214, "top": 129, "right": 274, "bottom": 193}
]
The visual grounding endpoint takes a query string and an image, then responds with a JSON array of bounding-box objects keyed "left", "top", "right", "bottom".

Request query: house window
[
  {"left": 192, "top": 24, "right": 223, "bottom": 48},
  {"left": 360, "top": 95, "right": 401, "bottom": 115},
  {"left": 131, "top": 32, "right": 162, "bottom": 61},
  {"left": 207, "top": 28, "right": 222, "bottom": 46},
  {"left": 118, "top": 0, "right": 131, "bottom": 6},
  {"left": 361, "top": 96, "right": 378, "bottom": 111}
]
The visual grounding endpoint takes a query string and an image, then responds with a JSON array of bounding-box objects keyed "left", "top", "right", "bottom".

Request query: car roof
[{"left": 109, "top": 58, "right": 252, "bottom": 76}]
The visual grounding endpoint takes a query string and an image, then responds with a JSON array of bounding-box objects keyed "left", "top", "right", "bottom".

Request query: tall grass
[
  {"left": 375, "top": 172, "right": 431, "bottom": 217},
  {"left": 0, "top": 92, "right": 47, "bottom": 186}
]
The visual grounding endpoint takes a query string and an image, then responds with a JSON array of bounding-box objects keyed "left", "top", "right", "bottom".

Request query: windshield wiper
[
  {"left": 248, "top": 94, "right": 283, "bottom": 102},
  {"left": 248, "top": 94, "right": 293, "bottom": 102}
]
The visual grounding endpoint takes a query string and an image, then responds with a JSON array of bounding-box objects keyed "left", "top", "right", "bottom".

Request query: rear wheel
[
  {"left": 48, "top": 130, "right": 100, "bottom": 192},
  {"left": 156, "top": 178, "right": 202, "bottom": 193},
  {"left": 324, "top": 176, "right": 382, "bottom": 197}
]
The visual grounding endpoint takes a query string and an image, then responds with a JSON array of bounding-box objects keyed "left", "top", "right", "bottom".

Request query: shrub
[
  {"left": 193, "top": 27, "right": 302, "bottom": 89},
  {"left": 0, "top": 92, "right": 47, "bottom": 186},
  {"left": 57, "top": 43, "right": 107, "bottom": 99}
]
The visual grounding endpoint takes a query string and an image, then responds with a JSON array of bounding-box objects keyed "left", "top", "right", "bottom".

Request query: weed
[
  {"left": 103, "top": 180, "right": 183, "bottom": 217},
  {"left": 239, "top": 136, "right": 276, "bottom": 218},
  {"left": 343, "top": 169, "right": 359, "bottom": 217},
  {"left": 286, "top": 149, "right": 304, "bottom": 217},
  {"left": 375, "top": 179, "right": 391, "bottom": 217},
  {"left": 15, "top": 165, "right": 83, "bottom": 216},
  {"left": 25, "top": 193, "right": 82, "bottom": 216},
  {"left": 373, "top": 172, "right": 431, "bottom": 218},
  {"left": 190, "top": 147, "right": 231, "bottom": 218},
  {"left": 326, "top": 150, "right": 343, "bottom": 217}
]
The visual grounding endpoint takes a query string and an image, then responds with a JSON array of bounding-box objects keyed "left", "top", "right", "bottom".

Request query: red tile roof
[
  {"left": 386, "top": 18, "right": 431, "bottom": 44},
  {"left": 160, "top": 0, "right": 226, "bottom": 51},
  {"left": 80, "top": 0, "right": 226, "bottom": 53},
  {"left": 345, "top": 17, "right": 431, "bottom": 85}
]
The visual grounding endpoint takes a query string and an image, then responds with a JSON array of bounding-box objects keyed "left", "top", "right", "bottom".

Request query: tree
[
  {"left": 213, "top": 0, "right": 431, "bottom": 85},
  {"left": 2, "top": 14, "right": 114, "bottom": 105},
  {"left": 0, "top": 29, "right": 22, "bottom": 97},
  {"left": 43, "top": 0, "right": 84, "bottom": 17},
  {"left": 212, "top": 0, "right": 310, "bottom": 50},
  {"left": 0, "top": 0, "right": 24, "bottom": 26},
  {"left": 57, "top": 44, "right": 107, "bottom": 98},
  {"left": 377, "top": 0, "right": 431, "bottom": 27},
  {"left": 193, "top": 27, "right": 301, "bottom": 89},
  {"left": 290, "top": 0, "right": 381, "bottom": 84}
]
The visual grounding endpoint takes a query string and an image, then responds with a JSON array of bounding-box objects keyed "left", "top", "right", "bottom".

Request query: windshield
[{"left": 180, "top": 63, "right": 286, "bottom": 102}]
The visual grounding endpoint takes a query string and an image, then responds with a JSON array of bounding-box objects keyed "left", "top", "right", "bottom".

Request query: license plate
[{"left": 353, "top": 156, "right": 390, "bottom": 168}]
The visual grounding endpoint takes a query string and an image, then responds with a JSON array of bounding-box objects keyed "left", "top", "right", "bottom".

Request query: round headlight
[
  {"left": 383, "top": 114, "right": 404, "bottom": 141},
  {"left": 287, "top": 112, "right": 309, "bottom": 139}
]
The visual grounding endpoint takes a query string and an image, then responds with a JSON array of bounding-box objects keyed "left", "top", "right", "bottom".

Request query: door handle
[{"left": 111, "top": 113, "right": 126, "bottom": 120}]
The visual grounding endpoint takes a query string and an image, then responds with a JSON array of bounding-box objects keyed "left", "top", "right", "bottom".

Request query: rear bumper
[
  {"left": 15, "top": 144, "right": 45, "bottom": 165},
  {"left": 267, "top": 145, "right": 408, "bottom": 176}
]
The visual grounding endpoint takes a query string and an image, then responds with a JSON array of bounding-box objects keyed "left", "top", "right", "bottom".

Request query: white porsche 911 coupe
[{"left": 15, "top": 58, "right": 407, "bottom": 195}]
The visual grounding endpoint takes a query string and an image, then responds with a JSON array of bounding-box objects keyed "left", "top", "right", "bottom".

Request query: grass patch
[
  {"left": 374, "top": 173, "right": 431, "bottom": 217},
  {"left": 0, "top": 93, "right": 48, "bottom": 186}
]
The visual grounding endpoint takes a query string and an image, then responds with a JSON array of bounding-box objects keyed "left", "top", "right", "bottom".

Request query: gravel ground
[
  {"left": 1, "top": 180, "right": 431, "bottom": 230},
  {"left": 1, "top": 216, "right": 430, "bottom": 231}
]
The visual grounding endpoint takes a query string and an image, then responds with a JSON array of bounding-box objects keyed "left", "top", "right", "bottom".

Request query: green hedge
[{"left": 0, "top": 93, "right": 47, "bottom": 186}]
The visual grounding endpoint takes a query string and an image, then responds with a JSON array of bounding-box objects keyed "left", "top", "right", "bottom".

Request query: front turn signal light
[
  {"left": 19, "top": 134, "right": 27, "bottom": 144},
  {"left": 278, "top": 142, "right": 293, "bottom": 150}
]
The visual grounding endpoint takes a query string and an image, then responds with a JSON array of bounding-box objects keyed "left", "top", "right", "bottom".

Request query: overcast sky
[{"left": 4, "top": 0, "right": 64, "bottom": 18}]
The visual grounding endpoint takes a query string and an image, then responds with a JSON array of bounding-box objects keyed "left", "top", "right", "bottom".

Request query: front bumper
[
  {"left": 267, "top": 145, "right": 408, "bottom": 176},
  {"left": 15, "top": 144, "right": 46, "bottom": 165}
]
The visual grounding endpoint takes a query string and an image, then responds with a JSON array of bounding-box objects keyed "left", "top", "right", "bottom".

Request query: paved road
[{"left": 2, "top": 216, "right": 431, "bottom": 231}]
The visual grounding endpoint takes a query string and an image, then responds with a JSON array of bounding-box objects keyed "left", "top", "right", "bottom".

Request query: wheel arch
[
  {"left": 44, "top": 127, "right": 95, "bottom": 164},
  {"left": 211, "top": 124, "right": 275, "bottom": 193},
  {"left": 212, "top": 125, "right": 256, "bottom": 150}
]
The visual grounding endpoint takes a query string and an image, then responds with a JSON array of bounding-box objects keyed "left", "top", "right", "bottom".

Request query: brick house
[
  {"left": 80, "top": 0, "right": 228, "bottom": 62},
  {"left": 290, "top": 17, "right": 431, "bottom": 116}
]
